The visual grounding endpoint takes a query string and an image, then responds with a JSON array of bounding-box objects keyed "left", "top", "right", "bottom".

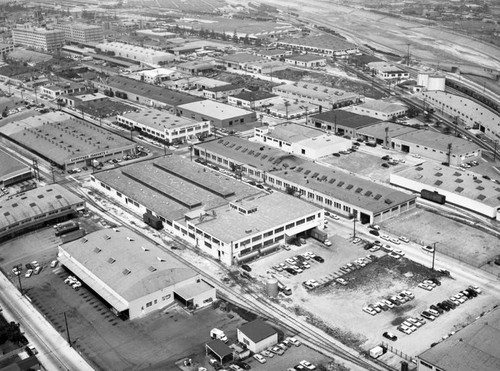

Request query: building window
[{"left": 146, "top": 302, "right": 152, "bottom": 308}]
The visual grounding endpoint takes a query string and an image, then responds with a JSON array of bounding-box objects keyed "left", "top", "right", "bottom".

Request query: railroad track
[{"left": 62, "top": 180, "right": 393, "bottom": 371}]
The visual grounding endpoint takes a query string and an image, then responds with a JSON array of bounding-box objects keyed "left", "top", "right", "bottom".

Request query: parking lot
[{"left": 245, "top": 230, "right": 498, "bottom": 365}]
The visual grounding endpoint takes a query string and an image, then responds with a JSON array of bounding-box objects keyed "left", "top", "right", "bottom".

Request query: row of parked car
[
  {"left": 64, "top": 275, "right": 82, "bottom": 290},
  {"left": 421, "top": 286, "right": 482, "bottom": 321},
  {"left": 12, "top": 260, "right": 58, "bottom": 278},
  {"left": 363, "top": 290, "right": 415, "bottom": 316},
  {"left": 272, "top": 252, "right": 324, "bottom": 276},
  {"left": 417, "top": 277, "right": 441, "bottom": 291},
  {"left": 253, "top": 336, "right": 302, "bottom": 364},
  {"left": 396, "top": 316, "right": 427, "bottom": 335}
]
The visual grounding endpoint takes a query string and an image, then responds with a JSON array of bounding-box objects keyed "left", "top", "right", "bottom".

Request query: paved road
[{"left": 0, "top": 274, "right": 95, "bottom": 371}]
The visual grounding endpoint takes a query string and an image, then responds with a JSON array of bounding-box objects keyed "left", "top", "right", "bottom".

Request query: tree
[{"left": 232, "top": 30, "right": 239, "bottom": 43}]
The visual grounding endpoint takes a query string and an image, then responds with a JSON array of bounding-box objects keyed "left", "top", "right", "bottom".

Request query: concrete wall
[
  {"left": 236, "top": 330, "right": 278, "bottom": 353},
  {"left": 129, "top": 286, "right": 174, "bottom": 319}
]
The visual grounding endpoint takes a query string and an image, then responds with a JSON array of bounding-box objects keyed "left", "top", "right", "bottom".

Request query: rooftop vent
[
  {"left": 93, "top": 247, "right": 101, "bottom": 253},
  {"left": 107, "top": 257, "right": 116, "bottom": 264},
  {"left": 148, "top": 266, "right": 157, "bottom": 272},
  {"left": 122, "top": 269, "right": 131, "bottom": 276}
]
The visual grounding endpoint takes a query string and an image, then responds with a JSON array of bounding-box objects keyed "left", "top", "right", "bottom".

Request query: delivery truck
[
  {"left": 310, "top": 227, "right": 332, "bottom": 246},
  {"left": 210, "top": 328, "right": 228, "bottom": 343}
]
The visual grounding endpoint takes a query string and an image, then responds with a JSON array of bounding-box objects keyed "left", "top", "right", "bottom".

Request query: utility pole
[
  {"left": 51, "top": 166, "right": 56, "bottom": 184},
  {"left": 352, "top": 211, "right": 358, "bottom": 239},
  {"left": 431, "top": 242, "right": 437, "bottom": 270},
  {"left": 64, "top": 312, "right": 72, "bottom": 347},
  {"left": 15, "top": 264, "right": 23, "bottom": 295}
]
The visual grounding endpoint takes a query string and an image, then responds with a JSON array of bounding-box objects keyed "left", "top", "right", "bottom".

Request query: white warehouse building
[{"left": 58, "top": 227, "right": 216, "bottom": 319}]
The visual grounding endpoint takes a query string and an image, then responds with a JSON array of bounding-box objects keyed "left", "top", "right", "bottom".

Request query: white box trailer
[{"left": 369, "top": 345, "right": 384, "bottom": 359}]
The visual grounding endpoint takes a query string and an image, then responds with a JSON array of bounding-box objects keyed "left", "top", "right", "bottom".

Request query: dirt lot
[
  {"left": 247, "top": 231, "right": 499, "bottom": 367},
  {"left": 381, "top": 208, "right": 500, "bottom": 267}
]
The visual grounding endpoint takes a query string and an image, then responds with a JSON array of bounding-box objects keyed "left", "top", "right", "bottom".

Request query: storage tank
[{"left": 266, "top": 278, "right": 279, "bottom": 297}]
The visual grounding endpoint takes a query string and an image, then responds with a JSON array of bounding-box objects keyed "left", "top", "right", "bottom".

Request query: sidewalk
[{"left": 0, "top": 273, "right": 95, "bottom": 371}]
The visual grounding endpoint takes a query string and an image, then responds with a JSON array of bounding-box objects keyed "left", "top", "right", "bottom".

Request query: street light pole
[
  {"left": 63, "top": 312, "right": 72, "bottom": 347},
  {"left": 15, "top": 264, "right": 23, "bottom": 295},
  {"left": 431, "top": 242, "right": 437, "bottom": 270},
  {"left": 352, "top": 212, "right": 358, "bottom": 239}
]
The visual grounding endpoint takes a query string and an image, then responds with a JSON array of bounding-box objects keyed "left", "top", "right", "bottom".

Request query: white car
[
  {"left": 285, "top": 258, "right": 295, "bottom": 265},
  {"left": 390, "top": 237, "right": 401, "bottom": 245},
  {"left": 331, "top": 214, "right": 340, "bottom": 220},
  {"left": 363, "top": 306, "right": 377, "bottom": 316},
  {"left": 287, "top": 337, "right": 301, "bottom": 347},
  {"left": 380, "top": 234, "right": 390, "bottom": 240},
  {"left": 50, "top": 260, "right": 59, "bottom": 268},
  {"left": 399, "top": 236, "right": 409, "bottom": 243},
  {"left": 393, "top": 249, "right": 404, "bottom": 256},
  {"left": 353, "top": 237, "right": 361, "bottom": 244},
  {"left": 25, "top": 269, "right": 33, "bottom": 278},
  {"left": 418, "top": 282, "right": 433, "bottom": 291},
  {"left": 253, "top": 354, "right": 266, "bottom": 364},
  {"left": 299, "top": 360, "right": 316, "bottom": 370},
  {"left": 64, "top": 275, "right": 77, "bottom": 284},
  {"left": 261, "top": 350, "right": 274, "bottom": 358}
]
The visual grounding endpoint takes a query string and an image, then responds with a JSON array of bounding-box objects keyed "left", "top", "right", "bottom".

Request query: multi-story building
[
  {"left": 96, "top": 42, "right": 176, "bottom": 66},
  {"left": 348, "top": 100, "right": 408, "bottom": 120},
  {"left": 41, "top": 81, "right": 87, "bottom": 100},
  {"left": 54, "top": 23, "right": 104, "bottom": 44},
  {"left": 367, "top": 61, "right": 410, "bottom": 81},
  {"left": 0, "top": 43, "right": 14, "bottom": 57},
  {"left": 117, "top": 109, "right": 211, "bottom": 144},
  {"left": 284, "top": 54, "right": 327, "bottom": 68},
  {"left": 275, "top": 35, "right": 358, "bottom": 59},
  {"left": 12, "top": 24, "right": 64, "bottom": 52}
]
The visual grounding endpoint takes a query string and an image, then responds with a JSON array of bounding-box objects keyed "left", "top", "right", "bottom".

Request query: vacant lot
[{"left": 381, "top": 208, "right": 500, "bottom": 267}]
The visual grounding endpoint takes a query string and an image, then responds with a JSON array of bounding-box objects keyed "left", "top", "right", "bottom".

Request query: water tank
[{"left": 266, "top": 278, "right": 279, "bottom": 297}]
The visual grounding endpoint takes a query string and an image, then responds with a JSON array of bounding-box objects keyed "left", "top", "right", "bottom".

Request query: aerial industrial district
[{"left": 0, "top": 1, "right": 499, "bottom": 371}]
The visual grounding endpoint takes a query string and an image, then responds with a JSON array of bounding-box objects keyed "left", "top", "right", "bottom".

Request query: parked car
[
  {"left": 33, "top": 266, "right": 42, "bottom": 275},
  {"left": 399, "top": 236, "right": 409, "bottom": 243},
  {"left": 50, "top": 260, "right": 59, "bottom": 268},
  {"left": 25, "top": 269, "right": 33, "bottom": 278},
  {"left": 299, "top": 360, "right": 316, "bottom": 370},
  {"left": 369, "top": 229, "right": 380, "bottom": 236},
  {"left": 383, "top": 331, "right": 398, "bottom": 341},
  {"left": 270, "top": 346, "right": 284, "bottom": 355},
  {"left": 241, "top": 264, "right": 252, "bottom": 272},
  {"left": 312, "top": 256, "right": 324, "bottom": 263},
  {"left": 11, "top": 267, "right": 21, "bottom": 275},
  {"left": 287, "top": 337, "right": 302, "bottom": 347},
  {"left": 253, "top": 354, "right": 266, "bottom": 363},
  {"left": 363, "top": 306, "right": 377, "bottom": 316},
  {"left": 422, "top": 245, "right": 435, "bottom": 253},
  {"left": 261, "top": 350, "right": 274, "bottom": 358},
  {"left": 421, "top": 311, "right": 436, "bottom": 321}
]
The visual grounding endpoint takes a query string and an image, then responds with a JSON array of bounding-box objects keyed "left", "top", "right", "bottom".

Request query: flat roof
[
  {"left": 367, "top": 61, "right": 405, "bottom": 73},
  {"left": 177, "top": 100, "right": 254, "bottom": 121},
  {"left": 277, "top": 34, "right": 356, "bottom": 51},
  {"left": 265, "top": 122, "right": 326, "bottom": 143},
  {"left": 273, "top": 83, "right": 358, "bottom": 102},
  {"left": 285, "top": 54, "right": 326, "bottom": 62},
  {"left": 356, "top": 100, "right": 408, "bottom": 113},
  {"left": 138, "top": 68, "right": 177, "bottom": 77},
  {"left": 205, "top": 84, "right": 241, "bottom": 93},
  {"left": 102, "top": 76, "right": 203, "bottom": 107},
  {"left": 239, "top": 319, "right": 277, "bottom": 343},
  {"left": 193, "top": 191, "right": 320, "bottom": 243},
  {"left": 220, "top": 53, "right": 264, "bottom": 64},
  {"left": 196, "top": 136, "right": 415, "bottom": 214},
  {"left": 0, "top": 151, "right": 30, "bottom": 180},
  {"left": 310, "top": 109, "right": 381, "bottom": 128},
  {"left": 60, "top": 227, "right": 197, "bottom": 302},
  {"left": 393, "top": 163, "right": 500, "bottom": 207},
  {"left": 0, "top": 184, "right": 83, "bottom": 226},
  {"left": 256, "top": 49, "right": 286, "bottom": 56},
  {"left": 96, "top": 42, "right": 175, "bottom": 58},
  {"left": 356, "top": 122, "right": 419, "bottom": 139},
  {"left": 418, "top": 306, "right": 500, "bottom": 371},
  {"left": 231, "top": 90, "right": 277, "bottom": 102},
  {"left": 9, "top": 116, "right": 134, "bottom": 166},
  {"left": 206, "top": 340, "right": 233, "bottom": 358},
  {"left": 94, "top": 155, "right": 261, "bottom": 222},
  {"left": 175, "top": 280, "right": 214, "bottom": 300},
  {"left": 394, "top": 130, "right": 481, "bottom": 154},
  {"left": 72, "top": 92, "right": 107, "bottom": 102},
  {"left": 119, "top": 108, "right": 201, "bottom": 132}
]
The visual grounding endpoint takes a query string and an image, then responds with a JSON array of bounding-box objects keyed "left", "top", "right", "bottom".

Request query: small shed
[
  {"left": 205, "top": 339, "right": 234, "bottom": 365},
  {"left": 237, "top": 319, "right": 278, "bottom": 353}
]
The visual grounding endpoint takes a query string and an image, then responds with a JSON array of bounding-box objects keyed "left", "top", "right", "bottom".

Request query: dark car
[
  {"left": 369, "top": 229, "right": 380, "bottom": 236},
  {"left": 382, "top": 331, "right": 398, "bottom": 341},
  {"left": 236, "top": 362, "right": 251, "bottom": 370},
  {"left": 465, "top": 288, "right": 478, "bottom": 298},
  {"left": 430, "top": 304, "right": 444, "bottom": 314},
  {"left": 381, "top": 163, "right": 390, "bottom": 168},
  {"left": 25, "top": 263, "right": 34, "bottom": 270},
  {"left": 428, "top": 277, "right": 441, "bottom": 286},
  {"left": 444, "top": 300, "right": 457, "bottom": 309},
  {"left": 241, "top": 264, "right": 252, "bottom": 272},
  {"left": 312, "top": 256, "right": 324, "bottom": 263},
  {"left": 364, "top": 243, "right": 374, "bottom": 250},
  {"left": 285, "top": 267, "right": 298, "bottom": 275},
  {"left": 381, "top": 155, "right": 391, "bottom": 160},
  {"left": 437, "top": 302, "right": 450, "bottom": 312},
  {"left": 332, "top": 153, "right": 341, "bottom": 157}
]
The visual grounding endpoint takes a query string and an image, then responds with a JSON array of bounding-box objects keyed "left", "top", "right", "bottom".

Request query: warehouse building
[
  {"left": 0, "top": 151, "right": 32, "bottom": 187},
  {"left": 391, "top": 130, "right": 481, "bottom": 166},
  {"left": 218, "top": 53, "right": 265, "bottom": 70},
  {"left": 0, "top": 184, "right": 85, "bottom": 241},
  {"left": 245, "top": 59, "right": 288, "bottom": 75},
  {"left": 175, "top": 100, "right": 257, "bottom": 129},
  {"left": 203, "top": 85, "right": 245, "bottom": 101},
  {"left": 58, "top": 227, "right": 216, "bottom": 319},
  {"left": 40, "top": 81, "right": 87, "bottom": 100},
  {"left": 228, "top": 91, "right": 277, "bottom": 109},
  {"left": 355, "top": 122, "right": 418, "bottom": 145},
  {"left": 272, "top": 82, "right": 360, "bottom": 109},
  {"left": 91, "top": 156, "right": 322, "bottom": 265},
  {"left": 308, "top": 109, "right": 381, "bottom": 137},
  {"left": 116, "top": 109, "right": 210, "bottom": 144},
  {"left": 194, "top": 136, "right": 416, "bottom": 224},
  {"left": 416, "top": 306, "right": 500, "bottom": 371},
  {"left": 275, "top": 35, "right": 359, "bottom": 58},
  {"left": 96, "top": 42, "right": 176, "bottom": 66},
  {"left": 391, "top": 162, "right": 500, "bottom": 219},
  {"left": 95, "top": 76, "right": 203, "bottom": 111},
  {"left": 237, "top": 320, "right": 278, "bottom": 353},
  {"left": 349, "top": 100, "right": 408, "bottom": 120},
  {"left": 254, "top": 122, "right": 351, "bottom": 159},
  {"left": 60, "top": 92, "right": 107, "bottom": 108},
  {"left": 284, "top": 54, "right": 326, "bottom": 68},
  {"left": 8, "top": 115, "right": 136, "bottom": 170},
  {"left": 420, "top": 90, "right": 499, "bottom": 138},
  {"left": 367, "top": 61, "right": 409, "bottom": 81}
]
